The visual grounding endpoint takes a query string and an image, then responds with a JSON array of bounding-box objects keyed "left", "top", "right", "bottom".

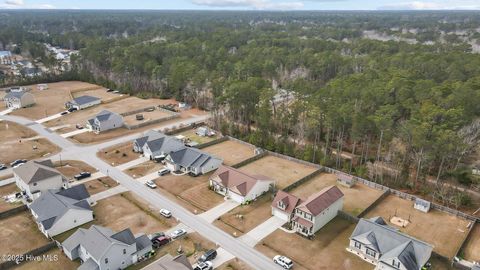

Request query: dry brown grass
[
  {"left": 178, "top": 182, "right": 224, "bottom": 211},
  {"left": 14, "top": 249, "right": 79, "bottom": 270},
  {"left": 123, "top": 109, "right": 172, "bottom": 126},
  {"left": 0, "top": 183, "right": 20, "bottom": 212},
  {"left": 97, "top": 142, "right": 139, "bottom": 166},
  {"left": 0, "top": 213, "right": 50, "bottom": 255},
  {"left": 202, "top": 140, "right": 255, "bottom": 166},
  {"left": 217, "top": 259, "right": 254, "bottom": 270},
  {"left": 84, "top": 177, "right": 119, "bottom": 195},
  {"left": 126, "top": 161, "right": 164, "bottom": 178},
  {"left": 175, "top": 128, "right": 220, "bottom": 144},
  {"left": 463, "top": 223, "right": 480, "bottom": 262},
  {"left": 53, "top": 160, "right": 97, "bottom": 179}
]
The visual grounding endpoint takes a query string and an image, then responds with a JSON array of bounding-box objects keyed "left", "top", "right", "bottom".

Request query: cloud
[
  {"left": 192, "top": 0, "right": 304, "bottom": 10},
  {"left": 378, "top": 1, "right": 480, "bottom": 10},
  {"left": 4, "top": 0, "right": 23, "bottom": 6},
  {"left": 0, "top": 0, "right": 55, "bottom": 9}
]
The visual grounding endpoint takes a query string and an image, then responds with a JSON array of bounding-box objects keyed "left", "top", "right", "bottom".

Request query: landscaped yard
[
  {"left": 83, "top": 177, "right": 118, "bottom": 195},
  {"left": 0, "top": 183, "right": 21, "bottom": 212},
  {"left": 364, "top": 194, "right": 470, "bottom": 259},
  {"left": 97, "top": 142, "right": 139, "bottom": 166},
  {"left": 202, "top": 140, "right": 256, "bottom": 166},
  {"left": 14, "top": 248, "right": 79, "bottom": 270},
  {"left": 256, "top": 217, "right": 372, "bottom": 270},
  {"left": 238, "top": 155, "right": 317, "bottom": 189},
  {"left": 126, "top": 161, "right": 164, "bottom": 178},
  {"left": 462, "top": 223, "right": 480, "bottom": 263},
  {"left": 54, "top": 160, "right": 97, "bottom": 179},
  {"left": 289, "top": 173, "right": 385, "bottom": 216},
  {"left": 0, "top": 213, "right": 50, "bottom": 255},
  {"left": 175, "top": 128, "right": 220, "bottom": 145},
  {"left": 217, "top": 259, "right": 254, "bottom": 270}
]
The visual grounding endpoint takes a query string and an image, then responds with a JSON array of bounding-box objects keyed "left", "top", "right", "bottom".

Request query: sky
[{"left": 1, "top": 0, "right": 480, "bottom": 10}]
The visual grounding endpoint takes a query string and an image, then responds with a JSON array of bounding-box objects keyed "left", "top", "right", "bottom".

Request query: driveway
[
  {"left": 137, "top": 172, "right": 159, "bottom": 184},
  {"left": 239, "top": 216, "right": 286, "bottom": 247},
  {"left": 198, "top": 200, "right": 240, "bottom": 223},
  {"left": 0, "top": 177, "right": 15, "bottom": 187},
  {"left": 60, "top": 128, "right": 89, "bottom": 138},
  {"left": 90, "top": 185, "right": 128, "bottom": 201},
  {"left": 36, "top": 112, "right": 64, "bottom": 124},
  {"left": 115, "top": 156, "right": 149, "bottom": 170}
]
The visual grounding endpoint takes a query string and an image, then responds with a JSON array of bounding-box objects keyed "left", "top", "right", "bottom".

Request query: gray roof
[
  {"left": 146, "top": 136, "right": 185, "bottom": 156},
  {"left": 72, "top": 95, "right": 100, "bottom": 106},
  {"left": 5, "top": 90, "right": 29, "bottom": 100},
  {"left": 472, "top": 265, "right": 480, "bottom": 270},
  {"left": 135, "top": 234, "right": 152, "bottom": 251},
  {"left": 351, "top": 217, "right": 433, "bottom": 270},
  {"left": 90, "top": 110, "right": 121, "bottom": 123},
  {"left": 143, "top": 254, "right": 193, "bottom": 270},
  {"left": 134, "top": 130, "right": 167, "bottom": 149},
  {"left": 78, "top": 258, "right": 99, "bottom": 270},
  {"left": 168, "top": 148, "right": 220, "bottom": 169},
  {"left": 14, "top": 160, "right": 64, "bottom": 184},
  {"left": 29, "top": 184, "right": 91, "bottom": 230}
]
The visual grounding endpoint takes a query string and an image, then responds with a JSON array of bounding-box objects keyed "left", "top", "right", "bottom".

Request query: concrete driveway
[
  {"left": 115, "top": 156, "right": 149, "bottom": 170},
  {"left": 90, "top": 185, "right": 128, "bottom": 201},
  {"left": 198, "top": 199, "right": 240, "bottom": 223},
  {"left": 61, "top": 128, "right": 89, "bottom": 138},
  {"left": 36, "top": 112, "right": 64, "bottom": 123},
  {"left": 239, "top": 216, "right": 286, "bottom": 247}
]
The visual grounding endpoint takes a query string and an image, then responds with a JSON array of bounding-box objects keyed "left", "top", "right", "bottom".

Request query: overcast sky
[{"left": 1, "top": 0, "right": 480, "bottom": 10}]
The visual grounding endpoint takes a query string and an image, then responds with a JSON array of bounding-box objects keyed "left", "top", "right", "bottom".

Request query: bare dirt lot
[
  {"left": 14, "top": 249, "right": 79, "bottom": 270},
  {"left": 202, "top": 140, "right": 255, "bottom": 166},
  {"left": 238, "top": 155, "right": 317, "bottom": 189},
  {"left": 462, "top": 223, "right": 480, "bottom": 263},
  {"left": 97, "top": 142, "right": 140, "bottom": 166},
  {"left": 175, "top": 128, "right": 220, "bottom": 145},
  {"left": 10, "top": 81, "right": 102, "bottom": 120},
  {"left": 256, "top": 217, "right": 372, "bottom": 270},
  {"left": 0, "top": 213, "right": 50, "bottom": 255},
  {"left": 84, "top": 177, "right": 118, "bottom": 195},
  {"left": 365, "top": 195, "right": 470, "bottom": 259},
  {"left": 290, "top": 173, "right": 385, "bottom": 216},
  {"left": 178, "top": 181, "right": 225, "bottom": 211},
  {"left": 0, "top": 183, "right": 20, "bottom": 212},
  {"left": 53, "top": 160, "right": 97, "bottom": 179},
  {"left": 126, "top": 161, "right": 164, "bottom": 179},
  {"left": 0, "top": 121, "right": 60, "bottom": 164},
  {"left": 123, "top": 109, "right": 173, "bottom": 126},
  {"left": 217, "top": 259, "right": 254, "bottom": 270}
]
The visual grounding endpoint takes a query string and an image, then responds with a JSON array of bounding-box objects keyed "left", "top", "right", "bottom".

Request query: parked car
[
  {"left": 68, "top": 107, "right": 78, "bottom": 113},
  {"left": 152, "top": 236, "right": 171, "bottom": 249},
  {"left": 146, "top": 180, "right": 157, "bottom": 189},
  {"left": 74, "top": 172, "right": 91, "bottom": 180},
  {"left": 193, "top": 261, "right": 213, "bottom": 270},
  {"left": 12, "top": 163, "right": 25, "bottom": 168},
  {"left": 76, "top": 124, "right": 84, "bottom": 129},
  {"left": 60, "top": 111, "right": 69, "bottom": 115},
  {"left": 150, "top": 232, "right": 165, "bottom": 240},
  {"left": 159, "top": 209, "right": 172, "bottom": 218},
  {"left": 198, "top": 249, "right": 217, "bottom": 263},
  {"left": 158, "top": 167, "right": 170, "bottom": 176},
  {"left": 113, "top": 90, "right": 120, "bottom": 94},
  {"left": 106, "top": 88, "right": 113, "bottom": 92},
  {"left": 273, "top": 255, "right": 293, "bottom": 269},
  {"left": 170, "top": 229, "right": 187, "bottom": 239},
  {"left": 0, "top": 164, "right": 6, "bottom": 170},
  {"left": 10, "top": 159, "right": 27, "bottom": 167}
]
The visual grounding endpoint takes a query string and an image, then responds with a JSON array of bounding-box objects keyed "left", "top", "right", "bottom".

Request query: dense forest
[{"left": 1, "top": 10, "right": 480, "bottom": 211}]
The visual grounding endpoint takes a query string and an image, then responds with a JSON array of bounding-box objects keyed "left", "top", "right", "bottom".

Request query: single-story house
[
  {"left": 0, "top": 51, "right": 12, "bottom": 65},
  {"left": 337, "top": 172, "right": 355, "bottom": 188},
  {"left": 210, "top": 165, "right": 273, "bottom": 204},
  {"left": 291, "top": 185, "right": 344, "bottom": 237},
  {"left": 86, "top": 110, "right": 124, "bottom": 134},
  {"left": 29, "top": 184, "right": 93, "bottom": 237},
  {"left": 4, "top": 90, "right": 35, "bottom": 109},
  {"left": 271, "top": 190, "right": 302, "bottom": 222},
  {"left": 348, "top": 217, "right": 433, "bottom": 270},
  {"left": 133, "top": 130, "right": 166, "bottom": 152},
  {"left": 66, "top": 95, "right": 101, "bottom": 110},
  {"left": 14, "top": 160, "right": 68, "bottom": 200},
  {"left": 143, "top": 253, "right": 193, "bottom": 270},
  {"left": 133, "top": 130, "right": 186, "bottom": 161},
  {"left": 62, "top": 225, "right": 152, "bottom": 270},
  {"left": 413, "top": 198, "right": 431, "bottom": 213},
  {"left": 165, "top": 147, "right": 223, "bottom": 176}
]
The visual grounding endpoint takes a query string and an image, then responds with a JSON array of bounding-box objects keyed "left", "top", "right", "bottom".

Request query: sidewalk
[
  {"left": 197, "top": 199, "right": 240, "bottom": 223},
  {"left": 239, "top": 216, "right": 285, "bottom": 247},
  {"left": 115, "top": 156, "right": 148, "bottom": 170}
]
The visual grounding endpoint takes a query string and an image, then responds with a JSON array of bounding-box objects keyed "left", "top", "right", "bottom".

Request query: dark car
[
  {"left": 198, "top": 249, "right": 217, "bottom": 263},
  {"left": 152, "top": 236, "right": 170, "bottom": 249},
  {"left": 60, "top": 111, "right": 69, "bottom": 115},
  {"left": 0, "top": 164, "right": 7, "bottom": 170},
  {"left": 68, "top": 107, "right": 78, "bottom": 112},
  {"left": 10, "top": 159, "right": 27, "bottom": 167},
  {"left": 74, "top": 172, "right": 91, "bottom": 180}
]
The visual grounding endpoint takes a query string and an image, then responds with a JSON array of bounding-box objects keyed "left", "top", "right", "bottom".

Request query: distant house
[
  {"left": 209, "top": 165, "right": 273, "bottom": 204},
  {"left": 22, "top": 67, "right": 41, "bottom": 77},
  {"left": 143, "top": 253, "right": 193, "bottom": 270},
  {"left": 165, "top": 147, "right": 223, "bottom": 176},
  {"left": 291, "top": 186, "right": 344, "bottom": 237},
  {"left": 413, "top": 198, "right": 431, "bottom": 213},
  {"left": 133, "top": 130, "right": 185, "bottom": 161},
  {"left": 0, "top": 51, "right": 12, "bottom": 65},
  {"left": 348, "top": 217, "right": 433, "bottom": 270},
  {"left": 37, "top": 84, "right": 48, "bottom": 90},
  {"left": 29, "top": 184, "right": 93, "bottom": 237},
  {"left": 4, "top": 90, "right": 35, "bottom": 109},
  {"left": 86, "top": 110, "right": 124, "bottom": 134},
  {"left": 13, "top": 160, "right": 68, "bottom": 200},
  {"left": 66, "top": 95, "right": 101, "bottom": 110},
  {"left": 196, "top": 126, "right": 215, "bottom": 137},
  {"left": 62, "top": 225, "right": 152, "bottom": 270},
  {"left": 271, "top": 190, "right": 302, "bottom": 222},
  {"left": 133, "top": 130, "right": 165, "bottom": 152},
  {"left": 337, "top": 172, "right": 355, "bottom": 188}
]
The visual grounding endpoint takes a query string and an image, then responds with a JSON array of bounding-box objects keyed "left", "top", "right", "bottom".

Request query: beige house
[{"left": 4, "top": 90, "right": 35, "bottom": 109}]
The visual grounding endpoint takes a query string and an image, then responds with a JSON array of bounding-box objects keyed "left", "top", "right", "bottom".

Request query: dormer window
[
  {"left": 392, "top": 259, "right": 400, "bottom": 269},
  {"left": 278, "top": 201, "right": 286, "bottom": 210}
]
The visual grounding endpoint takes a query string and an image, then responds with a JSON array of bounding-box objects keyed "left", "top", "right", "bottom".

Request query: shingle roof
[
  {"left": 146, "top": 136, "right": 185, "bottom": 156},
  {"left": 72, "top": 95, "right": 100, "bottom": 106},
  {"left": 271, "top": 190, "right": 302, "bottom": 215},
  {"left": 135, "top": 234, "right": 152, "bottom": 251},
  {"left": 143, "top": 254, "right": 193, "bottom": 270},
  {"left": 296, "top": 186, "right": 344, "bottom": 216},
  {"left": 14, "top": 160, "right": 64, "bottom": 184},
  {"left": 134, "top": 130, "right": 166, "bottom": 149},
  {"left": 5, "top": 91, "right": 28, "bottom": 100},
  {"left": 89, "top": 110, "right": 121, "bottom": 123},
  {"left": 168, "top": 148, "right": 219, "bottom": 169},
  {"left": 211, "top": 165, "right": 272, "bottom": 196},
  {"left": 78, "top": 258, "right": 99, "bottom": 270}
]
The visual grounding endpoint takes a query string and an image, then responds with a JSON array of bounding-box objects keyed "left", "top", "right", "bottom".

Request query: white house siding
[
  {"left": 311, "top": 197, "right": 343, "bottom": 234},
  {"left": 46, "top": 209, "right": 94, "bottom": 237},
  {"left": 272, "top": 208, "right": 290, "bottom": 222},
  {"left": 376, "top": 259, "right": 408, "bottom": 270},
  {"left": 99, "top": 244, "right": 136, "bottom": 270},
  {"left": 243, "top": 181, "right": 271, "bottom": 202},
  {"left": 348, "top": 239, "right": 380, "bottom": 265},
  {"left": 15, "top": 175, "right": 65, "bottom": 198},
  {"left": 78, "top": 99, "right": 101, "bottom": 110},
  {"left": 228, "top": 191, "right": 246, "bottom": 204},
  {"left": 200, "top": 158, "right": 223, "bottom": 175}
]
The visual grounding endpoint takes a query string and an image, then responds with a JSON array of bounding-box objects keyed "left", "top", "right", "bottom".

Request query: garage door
[{"left": 272, "top": 208, "right": 289, "bottom": 222}]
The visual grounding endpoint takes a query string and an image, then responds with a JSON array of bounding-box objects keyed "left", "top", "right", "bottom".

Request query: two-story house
[{"left": 271, "top": 190, "right": 302, "bottom": 222}]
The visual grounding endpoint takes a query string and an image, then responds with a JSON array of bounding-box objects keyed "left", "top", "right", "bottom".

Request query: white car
[
  {"left": 193, "top": 261, "right": 213, "bottom": 270},
  {"left": 159, "top": 209, "right": 172, "bottom": 218},
  {"left": 273, "top": 255, "right": 293, "bottom": 269},
  {"left": 170, "top": 229, "right": 187, "bottom": 239},
  {"left": 158, "top": 167, "right": 170, "bottom": 176},
  {"left": 145, "top": 180, "right": 157, "bottom": 189}
]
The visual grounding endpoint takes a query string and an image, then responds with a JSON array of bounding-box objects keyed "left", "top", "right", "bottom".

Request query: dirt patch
[
  {"left": 175, "top": 128, "right": 220, "bottom": 145},
  {"left": 97, "top": 142, "right": 139, "bottom": 166},
  {"left": 13, "top": 249, "right": 79, "bottom": 270},
  {"left": 238, "top": 155, "right": 317, "bottom": 189},
  {"left": 462, "top": 223, "right": 480, "bottom": 262},
  {"left": 0, "top": 213, "right": 50, "bottom": 255},
  {"left": 256, "top": 217, "right": 372, "bottom": 270},
  {"left": 53, "top": 160, "right": 97, "bottom": 179},
  {"left": 364, "top": 194, "right": 470, "bottom": 259},
  {"left": 202, "top": 140, "right": 255, "bottom": 166},
  {"left": 179, "top": 182, "right": 224, "bottom": 211},
  {"left": 290, "top": 173, "right": 384, "bottom": 216},
  {"left": 0, "top": 183, "right": 21, "bottom": 212},
  {"left": 126, "top": 161, "right": 164, "bottom": 179},
  {"left": 217, "top": 259, "right": 254, "bottom": 270},
  {"left": 84, "top": 177, "right": 119, "bottom": 195}
]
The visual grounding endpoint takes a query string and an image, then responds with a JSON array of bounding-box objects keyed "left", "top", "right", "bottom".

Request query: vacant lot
[
  {"left": 175, "top": 128, "right": 220, "bottom": 144},
  {"left": 123, "top": 109, "right": 173, "bottom": 126},
  {"left": 0, "top": 213, "right": 50, "bottom": 255},
  {"left": 179, "top": 182, "right": 225, "bottom": 211},
  {"left": 202, "top": 140, "right": 255, "bottom": 166},
  {"left": 93, "top": 192, "right": 177, "bottom": 235},
  {"left": 72, "top": 88, "right": 120, "bottom": 103},
  {"left": 97, "top": 142, "right": 139, "bottom": 166},
  {"left": 239, "top": 155, "right": 317, "bottom": 189},
  {"left": 463, "top": 223, "right": 480, "bottom": 263},
  {"left": 0, "top": 183, "right": 20, "bottom": 212},
  {"left": 14, "top": 249, "right": 79, "bottom": 270},
  {"left": 256, "top": 217, "right": 372, "bottom": 270},
  {"left": 126, "top": 161, "right": 164, "bottom": 178},
  {"left": 217, "top": 259, "right": 254, "bottom": 270},
  {"left": 84, "top": 177, "right": 118, "bottom": 195},
  {"left": 53, "top": 160, "right": 97, "bottom": 179},
  {"left": 365, "top": 195, "right": 470, "bottom": 259},
  {"left": 290, "top": 173, "right": 384, "bottom": 216},
  {"left": 215, "top": 194, "right": 273, "bottom": 236},
  {"left": 10, "top": 81, "right": 100, "bottom": 120}
]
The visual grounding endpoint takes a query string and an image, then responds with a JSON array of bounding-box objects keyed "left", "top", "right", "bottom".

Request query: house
[
  {"left": 62, "top": 225, "right": 153, "bottom": 270},
  {"left": 29, "top": 184, "right": 93, "bottom": 237},
  {"left": 143, "top": 254, "right": 193, "bottom": 270},
  {"left": 22, "top": 67, "right": 41, "bottom": 77},
  {"left": 165, "top": 147, "right": 223, "bottom": 176},
  {"left": 13, "top": 160, "right": 68, "bottom": 200},
  {"left": 209, "top": 165, "right": 273, "bottom": 204},
  {"left": 413, "top": 198, "right": 431, "bottom": 213},
  {"left": 291, "top": 186, "right": 344, "bottom": 237},
  {"left": 4, "top": 90, "right": 35, "bottom": 109},
  {"left": 37, "top": 84, "right": 48, "bottom": 90},
  {"left": 196, "top": 126, "right": 215, "bottom": 137},
  {"left": 86, "top": 110, "right": 124, "bottom": 134},
  {"left": 472, "top": 265, "right": 480, "bottom": 270},
  {"left": 337, "top": 172, "right": 356, "bottom": 188},
  {"left": 271, "top": 190, "right": 302, "bottom": 222},
  {"left": 133, "top": 130, "right": 165, "bottom": 152},
  {"left": 66, "top": 95, "right": 101, "bottom": 110},
  {"left": 0, "top": 51, "right": 12, "bottom": 65},
  {"left": 348, "top": 217, "right": 433, "bottom": 270},
  {"left": 133, "top": 130, "right": 186, "bottom": 161}
]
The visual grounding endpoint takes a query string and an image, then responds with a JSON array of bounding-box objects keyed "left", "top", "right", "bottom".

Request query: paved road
[{"left": 0, "top": 113, "right": 280, "bottom": 270}]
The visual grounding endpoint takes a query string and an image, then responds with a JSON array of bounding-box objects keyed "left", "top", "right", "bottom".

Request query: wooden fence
[
  {"left": 0, "top": 242, "right": 56, "bottom": 269},
  {"left": 0, "top": 205, "right": 27, "bottom": 220},
  {"left": 195, "top": 136, "right": 229, "bottom": 149}
]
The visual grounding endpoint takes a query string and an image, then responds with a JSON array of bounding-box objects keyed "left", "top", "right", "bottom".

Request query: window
[
  {"left": 105, "top": 258, "right": 108, "bottom": 264},
  {"left": 392, "top": 259, "right": 400, "bottom": 269},
  {"left": 354, "top": 241, "right": 361, "bottom": 249},
  {"left": 33, "top": 183, "right": 37, "bottom": 186},
  {"left": 123, "top": 249, "right": 126, "bottom": 254},
  {"left": 366, "top": 248, "right": 376, "bottom": 258}
]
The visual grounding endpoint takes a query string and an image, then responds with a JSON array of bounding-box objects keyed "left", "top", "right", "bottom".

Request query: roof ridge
[{"left": 363, "top": 219, "right": 433, "bottom": 247}]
